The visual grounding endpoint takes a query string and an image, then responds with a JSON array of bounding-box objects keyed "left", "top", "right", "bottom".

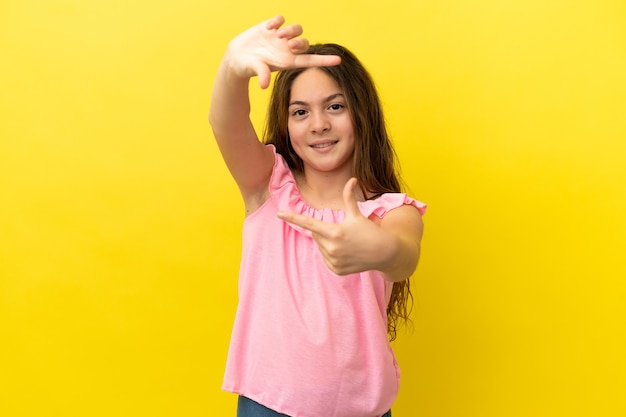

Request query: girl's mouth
[{"left": 311, "top": 141, "right": 338, "bottom": 149}]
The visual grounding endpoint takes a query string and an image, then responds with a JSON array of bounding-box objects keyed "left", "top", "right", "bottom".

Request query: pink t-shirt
[{"left": 223, "top": 145, "right": 427, "bottom": 417}]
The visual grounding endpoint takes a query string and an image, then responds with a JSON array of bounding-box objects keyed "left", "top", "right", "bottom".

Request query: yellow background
[{"left": 1, "top": 1, "right": 625, "bottom": 416}]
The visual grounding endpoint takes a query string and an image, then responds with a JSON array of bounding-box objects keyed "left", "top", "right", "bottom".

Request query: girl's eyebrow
[{"left": 288, "top": 93, "right": 345, "bottom": 107}]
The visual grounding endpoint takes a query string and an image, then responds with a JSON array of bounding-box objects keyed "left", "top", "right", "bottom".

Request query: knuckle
[
  {"left": 325, "top": 244, "right": 341, "bottom": 258},
  {"left": 324, "top": 255, "right": 350, "bottom": 275},
  {"left": 327, "top": 229, "right": 343, "bottom": 241}
]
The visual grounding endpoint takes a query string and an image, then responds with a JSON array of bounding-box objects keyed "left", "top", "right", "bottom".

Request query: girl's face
[{"left": 287, "top": 68, "right": 355, "bottom": 178}]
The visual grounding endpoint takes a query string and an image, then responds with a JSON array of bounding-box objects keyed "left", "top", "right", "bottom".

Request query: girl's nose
[{"left": 310, "top": 112, "right": 330, "bottom": 134}]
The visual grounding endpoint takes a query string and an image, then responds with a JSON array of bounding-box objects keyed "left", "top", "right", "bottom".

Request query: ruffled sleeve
[
  {"left": 359, "top": 193, "right": 427, "bottom": 218},
  {"left": 267, "top": 145, "right": 426, "bottom": 235}
]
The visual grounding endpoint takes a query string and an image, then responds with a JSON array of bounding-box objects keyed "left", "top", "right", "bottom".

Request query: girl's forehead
[{"left": 290, "top": 69, "right": 343, "bottom": 100}]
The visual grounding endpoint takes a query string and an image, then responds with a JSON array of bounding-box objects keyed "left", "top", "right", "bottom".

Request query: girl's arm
[
  {"left": 209, "top": 54, "right": 273, "bottom": 213},
  {"left": 375, "top": 205, "right": 424, "bottom": 282},
  {"left": 209, "top": 16, "right": 341, "bottom": 212}
]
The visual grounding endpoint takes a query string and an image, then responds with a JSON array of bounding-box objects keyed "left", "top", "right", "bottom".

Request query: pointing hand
[{"left": 278, "top": 178, "right": 389, "bottom": 275}]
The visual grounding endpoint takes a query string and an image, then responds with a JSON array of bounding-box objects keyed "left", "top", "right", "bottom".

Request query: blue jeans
[{"left": 237, "top": 396, "right": 392, "bottom": 417}]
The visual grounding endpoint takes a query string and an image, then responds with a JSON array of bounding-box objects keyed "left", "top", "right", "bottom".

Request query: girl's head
[
  {"left": 265, "top": 44, "right": 411, "bottom": 340},
  {"left": 265, "top": 43, "right": 401, "bottom": 196}
]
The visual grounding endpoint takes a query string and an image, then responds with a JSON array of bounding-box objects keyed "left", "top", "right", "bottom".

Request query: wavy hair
[{"left": 264, "top": 44, "right": 412, "bottom": 341}]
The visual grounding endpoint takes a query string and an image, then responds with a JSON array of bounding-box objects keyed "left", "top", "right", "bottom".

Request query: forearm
[
  {"left": 370, "top": 205, "right": 424, "bottom": 282},
  {"left": 376, "top": 233, "right": 421, "bottom": 283},
  {"left": 208, "top": 57, "right": 254, "bottom": 141}
]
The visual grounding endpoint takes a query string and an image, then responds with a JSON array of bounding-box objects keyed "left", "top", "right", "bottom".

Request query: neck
[{"left": 296, "top": 168, "right": 362, "bottom": 210}]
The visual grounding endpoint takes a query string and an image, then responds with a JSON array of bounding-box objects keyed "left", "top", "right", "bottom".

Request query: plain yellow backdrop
[{"left": 1, "top": 1, "right": 625, "bottom": 416}]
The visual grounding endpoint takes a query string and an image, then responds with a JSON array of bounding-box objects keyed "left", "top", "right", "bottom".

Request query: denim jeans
[{"left": 237, "top": 396, "right": 392, "bottom": 417}]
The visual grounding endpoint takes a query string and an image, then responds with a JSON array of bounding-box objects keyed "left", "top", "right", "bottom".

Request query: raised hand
[
  {"left": 278, "top": 178, "right": 397, "bottom": 276},
  {"left": 224, "top": 15, "right": 342, "bottom": 88}
]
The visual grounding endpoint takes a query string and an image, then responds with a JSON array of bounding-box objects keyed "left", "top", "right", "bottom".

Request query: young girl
[{"left": 209, "top": 16, "right": 426, "bottom": 417}]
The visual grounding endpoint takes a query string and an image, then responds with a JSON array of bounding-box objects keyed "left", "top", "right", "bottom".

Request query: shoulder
[
  {"left": 378, "top": 204, "right": 424, "bottom": 231},
  {"left": 364, "top": 194, "right": 425, "bottom": 241}
]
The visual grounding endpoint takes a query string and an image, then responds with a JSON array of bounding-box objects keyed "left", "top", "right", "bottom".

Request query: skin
[{"left": 209, "top": 16, "right": 424, "bottom": 282}]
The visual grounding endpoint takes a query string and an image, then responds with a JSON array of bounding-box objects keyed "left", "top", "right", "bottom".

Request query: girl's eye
[
  {"left": 329, "top": 103, "right": 344, "bottom": 111},
  {"left": 292, "top": 109, "right": 308, "bottom": 117}
]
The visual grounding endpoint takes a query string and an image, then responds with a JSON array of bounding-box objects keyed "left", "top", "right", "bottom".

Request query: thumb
[
  {"left": 251, "top": 62, "right": 271, "bottom": 89},
  {"left": 342, "top": 177, "right": 362, "bottom": 218}
]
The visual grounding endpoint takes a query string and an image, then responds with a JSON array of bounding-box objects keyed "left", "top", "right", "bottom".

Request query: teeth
[{"left": 311, "top": 141, "right": 337, "bottom": 149}]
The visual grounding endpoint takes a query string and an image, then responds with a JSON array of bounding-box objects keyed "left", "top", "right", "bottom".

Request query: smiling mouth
[{"left": 311, "top": 141, "right": 338, "bottom": 149}]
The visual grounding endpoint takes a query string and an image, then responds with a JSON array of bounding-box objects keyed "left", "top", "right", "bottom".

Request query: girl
[{"left": 209, "top": 16, "right": 426, "bottom": 417}]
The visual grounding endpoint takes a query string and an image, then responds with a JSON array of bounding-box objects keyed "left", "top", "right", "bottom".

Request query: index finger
[
  {"left": 277, "top": 210, "right": 330, "bottom": 235},
  {"left": 293, "top": 54, "right": 342, "bottom": 69}
]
